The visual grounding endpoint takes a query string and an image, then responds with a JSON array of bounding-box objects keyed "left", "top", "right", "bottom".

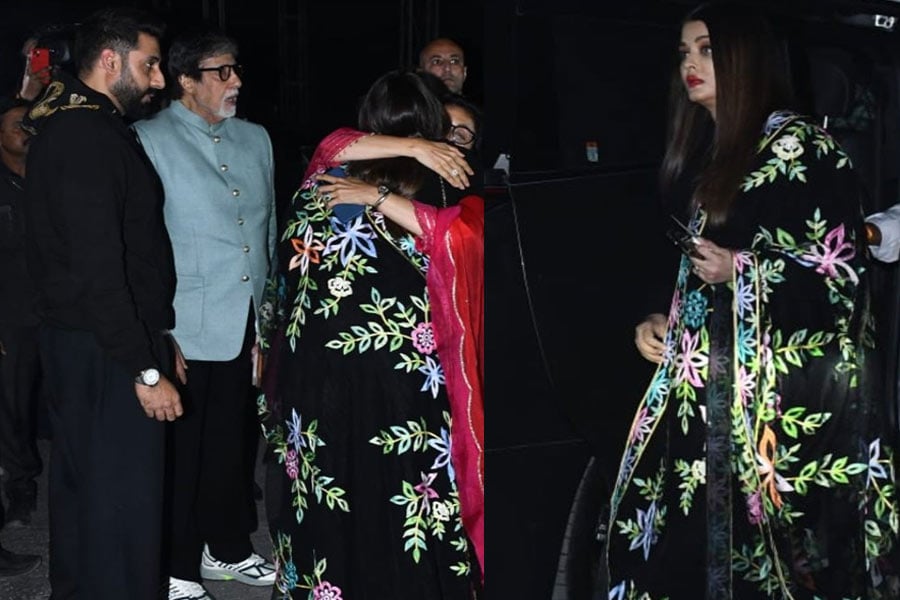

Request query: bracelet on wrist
[{"left": 371, "top": 185, "right": 390, "bottom": 209}]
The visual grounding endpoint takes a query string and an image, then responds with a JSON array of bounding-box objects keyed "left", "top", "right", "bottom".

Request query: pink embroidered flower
[
  {"left": 411, "top": 322, "right": 437, "bottom": 355},
  {"left": 414, "top": 471, "right": 439, "bottom": 512},
  {"left": 800, "top": 224, "right": 858, "bottom": 284},
  {"left": 629, "top": 407, "right": 653, "bottom": 444},
  {"left": 668, "top": 290, "right": 682, "bottom": 328},
  {"left": 746, "top": 490, "right": 763, "bottom": 525},
  {"left": 313, "top": 581, "right": 343, "bottom": 600},
  {"left": 673, "top": 328, "right": 708, "bottom": 387},
  {"left": 736, "top": 365, "right": 756, "bottom": 407},
  {"left": 285, "top": 449, "right": 299, "bottom": 480},
  {"left": 733, "top": 250, "right": 753, "bottom": 274}
]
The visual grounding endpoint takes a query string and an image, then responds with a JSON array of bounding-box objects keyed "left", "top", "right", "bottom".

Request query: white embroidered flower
[
  {"left": 258, "top": 302, "right": 274, "bottom": 321},
  {"left": 431, "top": 501, "right": 451, "bottom": 522},
  {"left": 690, "top": 459, "right": 706, "bottom": 484},
  {"left": 69, "top": 93, "right": 86, "bottom": 105},
  {"left": 771, "top": 134, "right": 803, "bottom": 160},
  {"left": 327, "top": 276, "right": 352, "bottom": 298}
]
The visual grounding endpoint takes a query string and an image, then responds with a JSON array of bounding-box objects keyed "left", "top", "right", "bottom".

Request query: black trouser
[
  {"left": 40, "top": 325, "right": 169, "bottom": 600},
  {"left": 165, "top": 309, "right": 256, "bottom": 581},
  {"left": 0, "top": 322, "right": 43, "bottom": 499}
]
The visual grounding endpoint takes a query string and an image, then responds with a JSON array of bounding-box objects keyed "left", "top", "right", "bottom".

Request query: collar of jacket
[
  {"left": 169, "top": 98, "right": 228, "bottom": 135},
  {"left": 22, "top": 70, "right": 117, "bottom": 136}
]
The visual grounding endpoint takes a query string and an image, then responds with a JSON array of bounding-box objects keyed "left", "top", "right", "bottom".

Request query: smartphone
[
  {"left": 320, "top": 166, "right": 365, "bottom": 223},
  {"left": 29, "top": 47, "right": 52, "bottom": 85},
  {"left": 666, "top": 215, "right": 702, "bottom": 258}
]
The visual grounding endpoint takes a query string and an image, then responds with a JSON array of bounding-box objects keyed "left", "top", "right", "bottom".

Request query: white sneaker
[
  {"left": 168, "top": 577, "right": 216, "bottom": 600},
  {"left": 200, "top": 544, "right": 276, "bottom": 586}
]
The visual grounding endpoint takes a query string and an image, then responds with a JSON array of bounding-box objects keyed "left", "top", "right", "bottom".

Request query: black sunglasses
[
  {"left": 197, "top": 63, "right": 243, "bottom": 82},
  {"left": 448, "top": 124, "right": 476, "bottom": 146}
]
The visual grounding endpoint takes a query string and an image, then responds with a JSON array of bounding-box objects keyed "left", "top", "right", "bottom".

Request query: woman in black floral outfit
[
  {"left": 259, "top": 70, "right": 480, "bottom": 600},
  {"left": 609, "top": 3, "right": 899, "bottom": 599}
]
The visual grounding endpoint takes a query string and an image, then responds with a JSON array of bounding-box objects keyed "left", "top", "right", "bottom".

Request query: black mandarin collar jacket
[{"left": 23, "top": 71, "right": 175, "bottom": 375}]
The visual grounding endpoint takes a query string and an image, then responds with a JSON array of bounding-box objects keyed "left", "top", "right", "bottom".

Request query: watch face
[{"left": 142, "top": 368, "right": 160, "bottom": 386}]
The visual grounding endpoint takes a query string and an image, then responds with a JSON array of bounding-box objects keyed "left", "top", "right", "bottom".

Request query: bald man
[{"left": 418, "top": 37, "right": 467, "bottom": 94}]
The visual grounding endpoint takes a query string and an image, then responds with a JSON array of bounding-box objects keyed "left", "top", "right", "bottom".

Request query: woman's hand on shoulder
[
  {"left": 317, "top": 175, "right": 379, "bottom": 206},
  {"left": 635, "top": 313, "right": 667, "bottom": 364},
  {"left": 408, "top": 139, "right": 474, "bottom": 190}
]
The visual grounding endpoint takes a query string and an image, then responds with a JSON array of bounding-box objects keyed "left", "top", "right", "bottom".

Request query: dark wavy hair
[
  {"left": 166, "top": 26, "right": 239, "bottom": 99},
  {"left": 349, "top": 70, "right": 449, "bottom": 198},
  {"left": 660, "top": 2, "right": 795, "bottom": 224},
  {"left": 74, "top": 7, "right": 165, "bottom": 76}
]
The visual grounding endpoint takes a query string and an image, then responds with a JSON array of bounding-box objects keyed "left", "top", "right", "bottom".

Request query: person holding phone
[{"left": 613, "top": 3, "right": 898, "bottom": 598}]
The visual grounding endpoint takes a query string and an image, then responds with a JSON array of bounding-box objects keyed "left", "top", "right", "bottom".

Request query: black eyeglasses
[
  {"left": 197, "top": 63, "right": 243, "bottom": 82},
  {"left": 448, "top": 124, "right": 476, "bottom": 146}
]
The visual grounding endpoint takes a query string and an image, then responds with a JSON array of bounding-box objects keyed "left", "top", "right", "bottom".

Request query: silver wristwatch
[{"left": 135, "top": 368, "right": 161, "bottom": 387}]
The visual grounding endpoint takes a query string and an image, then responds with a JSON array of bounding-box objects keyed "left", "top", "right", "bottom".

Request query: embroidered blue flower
[
  {"left": 609, "top": 581, "right": 626, "bottom": 600},
  {"left": 325, "top": 219, "right": 377, "bottom": 266},
  {"left": 428, "top": 427, "right": 455, "bottom": 481},
  {"left": 282, "top": 560, "right": 298, "bottom": 589},
  {"left": 734, "top": 276, "right": 754, "bottom": 320},
  {"left": 287, "top": 408, "right": 306, "bottom": 452},
  {"left": 682, "top": 290, "right": 708, "bottom": 329},
  {"left": 763, "top": 110, "right": 796, "bottom": 136},
  {"left": 628, "top": 501, "right": 658, "bottom": 560},
  {"left": 398, "top": 234, "right": 417, "bottom": 255},
  {"left": 418, "top": 355, "right": 445, "bottom": 398}
]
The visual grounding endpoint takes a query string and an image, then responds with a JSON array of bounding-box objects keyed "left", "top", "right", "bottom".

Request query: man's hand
[
  {"left": 169, "top": 334, "right": 188, "bottom": 384},
  {"left": 635, "top": 313, "right": 668, "bottom": 364},
  {"left": 135, "top": 376, "right": 183, "bottom": 421}
]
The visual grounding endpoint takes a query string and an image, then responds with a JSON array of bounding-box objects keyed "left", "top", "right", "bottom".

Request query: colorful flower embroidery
[
  {"left": 411, "top": 321, "right": 437, "bottom": 354},
  {"left": 607, "top": 114, "right": 898, "bottom": 598}
]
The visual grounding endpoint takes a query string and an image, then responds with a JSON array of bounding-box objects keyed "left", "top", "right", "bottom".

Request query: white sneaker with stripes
[
  {"left": 168, "top": 577, "right": 216, "bottom": 600},
  {"left": 200, "top": 544, "right": 276, "bottom": 586}
]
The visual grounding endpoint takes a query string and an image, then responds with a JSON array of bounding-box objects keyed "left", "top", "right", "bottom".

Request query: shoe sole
[{"left": 200, "top": 565, "right": 274, "bottom": 587}]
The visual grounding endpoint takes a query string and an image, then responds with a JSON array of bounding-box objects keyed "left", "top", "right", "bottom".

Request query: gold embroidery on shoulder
[{"left": 28, "top": 81, "right": 65, "bottom": 120}]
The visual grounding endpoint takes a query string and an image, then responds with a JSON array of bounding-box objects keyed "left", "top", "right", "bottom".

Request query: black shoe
[
  {"left": 0, "top": 546, "right": 40, "bottom": 577},
  {"left": 5, "top": 489, "right": 36, "bottom": 527}
]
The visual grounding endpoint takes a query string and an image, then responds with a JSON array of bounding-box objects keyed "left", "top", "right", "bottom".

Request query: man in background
[
  {"left": 0, "top": 94, "right": 43, "bottom": 579},
  {"left": 419, "top": 37, "right": 467, "bottom": 94},
  {"left": 0, "top": 96, "right": 42, "bottom": 530},
  {"left": 133, "top": 26, "right": 276, "bottom": 600},
  {"left": 24, "top": 7, "right": 182, "bottom": 598}
]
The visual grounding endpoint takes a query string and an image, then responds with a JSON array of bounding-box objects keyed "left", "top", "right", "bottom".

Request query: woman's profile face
[{"left": 679, "top": 19, "right": 716, "bottom": 118}]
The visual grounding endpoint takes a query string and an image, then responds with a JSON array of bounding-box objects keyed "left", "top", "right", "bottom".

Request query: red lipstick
[{"left": 686, "top": 75, "right": 703, "bottom": 88}]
